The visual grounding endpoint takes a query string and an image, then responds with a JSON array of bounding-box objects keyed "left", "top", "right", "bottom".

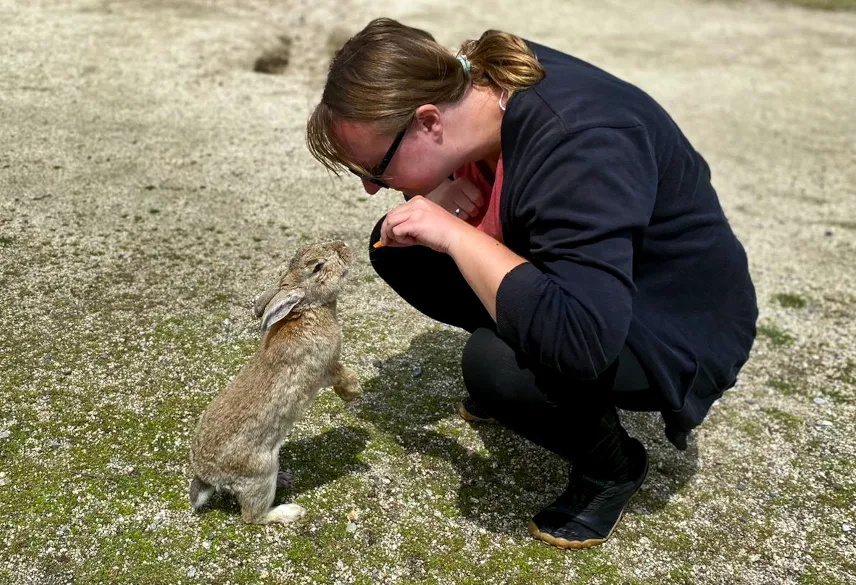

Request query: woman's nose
[{"left": 362, "top": 179, "right": 382, "bottom": 195}]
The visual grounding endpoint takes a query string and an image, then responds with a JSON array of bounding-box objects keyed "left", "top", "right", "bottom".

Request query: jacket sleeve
[{"left": 495, "top": 125, "right": 658, "bottom": 379}]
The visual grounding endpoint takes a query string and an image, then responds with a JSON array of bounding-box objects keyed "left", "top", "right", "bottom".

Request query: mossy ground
[{"left": 1, "top": 0, "right": 855, "bottom": 583}]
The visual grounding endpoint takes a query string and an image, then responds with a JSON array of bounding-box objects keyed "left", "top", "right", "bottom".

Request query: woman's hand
[
  {"left": 424, "top": 177, "right": 484, "bottom": 222},
  {"left": 378, "top": 196, "right": 474, "bottom": 254}
]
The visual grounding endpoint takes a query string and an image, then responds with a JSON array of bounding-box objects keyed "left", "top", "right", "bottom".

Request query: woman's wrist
[{"left": 446, "top": 221, "right": 482, "bottom": 258}]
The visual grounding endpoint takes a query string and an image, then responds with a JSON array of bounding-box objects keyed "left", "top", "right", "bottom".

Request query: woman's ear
[{"left": 414, "top": 104, "right": 443, "bottom": 139}]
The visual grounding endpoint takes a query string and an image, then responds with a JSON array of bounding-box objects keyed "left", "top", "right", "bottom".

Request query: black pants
[{"left": 369, "top": 219, "right": 659, "bottom": 474}]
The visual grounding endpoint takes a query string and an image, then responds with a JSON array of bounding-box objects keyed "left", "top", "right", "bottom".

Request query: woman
[{"left": 306, "top": 18, "right": 757, "bottom": 550}]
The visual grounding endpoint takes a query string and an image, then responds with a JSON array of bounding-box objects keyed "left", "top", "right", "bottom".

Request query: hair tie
[{"left": 457, "top": 55, "right": 471, "bottom": 74}]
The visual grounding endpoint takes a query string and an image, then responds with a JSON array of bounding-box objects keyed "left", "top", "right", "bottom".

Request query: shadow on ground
[
  {"left": 354, "top": 328, "right": 699, "bottom": 536},
  {"left": 203, "top": 426, "right": 371, "bottom": 515}
]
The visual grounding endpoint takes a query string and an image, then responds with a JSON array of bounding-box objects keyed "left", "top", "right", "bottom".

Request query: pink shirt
[{"left": 453, "top": 155, "right": 505, "bottom": 243}]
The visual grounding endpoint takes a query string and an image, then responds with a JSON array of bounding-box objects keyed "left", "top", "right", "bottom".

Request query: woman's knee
[
  {"left": 368, "top": 215, "right": 385, "bottom": 250},
  {"left": 368, "top": 214, "right": 428, "bottom": 282},
  {"left": 367, "top": 216, "right": 387, "bottom": 275},
  {"left": 368, "top": 215, "right": 418, "bottom": 287}
]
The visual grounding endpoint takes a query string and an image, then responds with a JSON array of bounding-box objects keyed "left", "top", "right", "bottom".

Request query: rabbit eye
[{"left": 312, "top": 261, "right": 325, "bottom": 274}]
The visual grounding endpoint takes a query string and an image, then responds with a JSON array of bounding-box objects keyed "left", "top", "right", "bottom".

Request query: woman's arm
[{"left": 446, "top": 225, "right": 527, "bottom": 321}]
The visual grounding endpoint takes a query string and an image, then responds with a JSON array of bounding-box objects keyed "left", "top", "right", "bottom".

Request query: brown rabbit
[{"left": 189, "top": 240, "right": 362, "bottom": 524}]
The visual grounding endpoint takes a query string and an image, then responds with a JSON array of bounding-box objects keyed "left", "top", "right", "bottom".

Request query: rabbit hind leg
[
  {"left": 237, "top": 473, "right": 304, "bottom": 525},
  {"left": 264, "top": 502, "right": 305, "bottom": 524}
]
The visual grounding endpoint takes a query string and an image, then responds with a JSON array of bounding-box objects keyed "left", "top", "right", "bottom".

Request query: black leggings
[{"left": 369, "top": 219, "right": 658, "bottom": 472}]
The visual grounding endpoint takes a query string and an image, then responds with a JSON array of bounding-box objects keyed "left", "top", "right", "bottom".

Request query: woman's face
[{"left": 335, "top": 107, "right": 456, "bottom": 197}]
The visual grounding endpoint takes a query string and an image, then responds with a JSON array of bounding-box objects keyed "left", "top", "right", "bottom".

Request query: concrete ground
[{"left": 0, "top": 0, "right": 854, "bottom": 583}]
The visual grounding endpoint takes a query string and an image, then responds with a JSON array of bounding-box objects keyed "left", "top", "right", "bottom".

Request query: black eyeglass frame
[{"left": 349, "top": 126, "right": 408, "bottom": 189}]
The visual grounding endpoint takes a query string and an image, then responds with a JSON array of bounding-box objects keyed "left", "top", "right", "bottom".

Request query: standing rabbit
[{"left": 189, "top": 240, "right": 362, "bottom": 524}]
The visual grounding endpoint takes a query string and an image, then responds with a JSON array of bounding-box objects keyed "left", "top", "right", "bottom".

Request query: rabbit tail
[{"left": 189, "top": 477, "right": 215, "bottom": 510}]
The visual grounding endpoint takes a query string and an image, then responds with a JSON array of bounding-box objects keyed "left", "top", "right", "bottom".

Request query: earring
[{"left": 498, "top": 90, "right": 507, "bottom": 112}]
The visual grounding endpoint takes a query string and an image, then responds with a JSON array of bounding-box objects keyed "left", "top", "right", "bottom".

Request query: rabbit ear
[
  {"left": 253, "top": 286, "right": 280, "bottom": 319},
  {"left": 260, "top": 289, "right": 304, "bottom": 333}
]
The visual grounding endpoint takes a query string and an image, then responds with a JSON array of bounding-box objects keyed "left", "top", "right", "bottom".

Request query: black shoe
[
  {"left": 458, "top": 397, "right": 498, "bottom": 424},
  {"left": 528, "top": 438, "right": 649, "bottom": 549}
]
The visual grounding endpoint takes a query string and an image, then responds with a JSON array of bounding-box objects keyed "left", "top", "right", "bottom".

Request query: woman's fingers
[
  {"left": 456, "top": 178, "right": 485, "bottom": 209},
  {"left": 378, "top": 196, "right": 459, "bottom": 253},
  {"left": 452, "top": 197, "right": 478, "bottom": 218},
  {"left": 424, "top": 178, "right": 486, "bottom": 219},
  {"left": 381, "top": 199, "right": 422, "bottom": 246}
]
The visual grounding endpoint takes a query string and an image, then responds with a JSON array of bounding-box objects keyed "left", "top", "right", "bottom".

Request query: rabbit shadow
[
  {"left": 277, "top": 425, "right": 371, "bottom": 497},
  {"left": 354, "top": 327, "right": 699, "bottom": 536},
  {"left": 204, "top": 425, "right": 370, "bottom": 515}
]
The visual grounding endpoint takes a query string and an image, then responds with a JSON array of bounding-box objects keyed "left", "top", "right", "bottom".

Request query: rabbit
[{"left": 188, "top": 240, "right": 362, "bottom": 525}]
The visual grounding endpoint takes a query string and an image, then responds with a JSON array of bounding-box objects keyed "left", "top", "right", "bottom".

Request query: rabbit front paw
[
  {"left": 332, "top": 365, "right": 362, "bottom": 402},
  {"left": 334, "top": 381, "right": 362, "bottom": 402}
]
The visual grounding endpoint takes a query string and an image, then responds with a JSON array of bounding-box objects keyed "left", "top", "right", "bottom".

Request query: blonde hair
[{"left": 306, "top": 18, "right": 546, "bottom": 175}]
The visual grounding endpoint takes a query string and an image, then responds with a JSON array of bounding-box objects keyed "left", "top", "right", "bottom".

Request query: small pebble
[
  {"left": 844, "top": 524, "right": 852, "bottom": 533},
  {"left": 818, "top": 420, "right": 834, "bottom": 427},
  {"left": 202, "top": 541, "right": 211, "bottom": 549},
  {"left": 186, "top": 567, "right": 197, "bottom": 578},
  {"left": 736, "top": 483, "right": 748, "bottom": 491},
  {"left": 0, "top": 431, "right": 10, "bottom": 440},
  {"left": 813, "top": 397, "right": 828, "bottom": 405},
  {"left": 372, "top": 359, "right": 383, "bottom": 368},
  {"left": 346, "top": 522, "right": 357, "bottom": 534},
  {"left": 412, "top": 366, "right": 423, "bottom": 378},
  {"left": 50, "top": 439, "right": 61, "bottom": 449},
  {"left": 42, "top": 354, "right": 54, "bottom": 365}
]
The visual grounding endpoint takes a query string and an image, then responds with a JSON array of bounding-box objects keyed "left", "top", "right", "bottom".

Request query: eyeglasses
[{"left": 349, "top": 126, "right": 407, "bottom": 189}]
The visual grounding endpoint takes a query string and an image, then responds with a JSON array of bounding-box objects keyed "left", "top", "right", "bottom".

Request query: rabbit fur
[{"left": 189, "top": 240, "right": 362, "bottom": 524}]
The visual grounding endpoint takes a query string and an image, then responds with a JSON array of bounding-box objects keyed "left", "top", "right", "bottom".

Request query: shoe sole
[
  {"left": 457, "top": 402, "right": 498, "bottom": 424},
  {"left": 527, "top": 518, "right": 616, "bottom": 550},
  {"left": 527, "top": 456, "right": 650, "bottom": 550}
]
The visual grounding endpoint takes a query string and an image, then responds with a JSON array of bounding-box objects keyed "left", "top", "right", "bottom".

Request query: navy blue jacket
[{"left": 495, "top": 43, "right": 758, "bottom": 442}]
